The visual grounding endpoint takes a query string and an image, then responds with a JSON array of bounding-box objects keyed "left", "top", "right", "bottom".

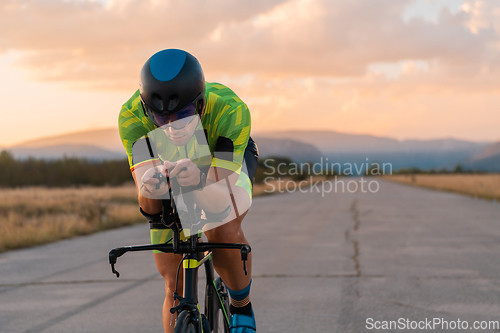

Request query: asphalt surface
[{"left": 1, "top": 179, "right": 500, "bottom": 333}]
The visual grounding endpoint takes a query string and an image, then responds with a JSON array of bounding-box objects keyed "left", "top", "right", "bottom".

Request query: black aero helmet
[{"left": 139, "top": 49, "right": 205, "bottom": 126}]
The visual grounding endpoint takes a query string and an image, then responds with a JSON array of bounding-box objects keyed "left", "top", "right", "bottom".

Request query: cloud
[
  {"left": 0, "top": 0, "right": 287, "bottom": 88},
  {"left": 1, "top": 0, "right": 500, "bottom": 142},
  {"left": 193, "top": 0, "right": 497, "bottom": 81},
  {"left": 1, "top": 0, "right": 499, "bottom": 89}
]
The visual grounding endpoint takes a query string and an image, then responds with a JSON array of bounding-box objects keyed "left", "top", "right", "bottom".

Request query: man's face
[{"left": 162, "top": 116, "right": 199, "bottom": 146}]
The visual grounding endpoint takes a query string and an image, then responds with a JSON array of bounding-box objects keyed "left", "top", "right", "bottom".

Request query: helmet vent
[
  {"left": 167, "top": 94, "right": 179, "bottom": 111},
  {"left": 152, "top": 93, "right": 164, "bottom": 111}
]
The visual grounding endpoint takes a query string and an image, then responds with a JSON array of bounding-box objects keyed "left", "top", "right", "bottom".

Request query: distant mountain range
[
  {"left": 12, "top": 128, "right": 124, "bottom": 152},
  {"left": 11, "top": 144, "right": 125, "bottom": 160},
  {"left": 3, "top": 128, "right": 499, "bottom": 171},
  {"left": 462, "top": 141, "right": 500, "bottom": 172},
  {"left": 6, "top": 129, "right": 125, "bottom": 160},
  {"left": 469, "top": 141, "right": 500, "bottom": 161},
  {"left": 254, "top": 130, "right": 499, "bottom": 172},
  {"left": 5, "top": 129, "right": 323, "bottom": 163},
  {"left": 254, "top": 130, "right": 488, "bottom": 153},
  {"left": 5, "top": 129, "right": 321, "bottom": 162},
  {"left": 251, "top": 136, "right": 322, "bottom": 162}
]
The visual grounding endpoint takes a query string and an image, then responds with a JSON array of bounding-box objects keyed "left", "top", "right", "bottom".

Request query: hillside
[
  {"left": 469, "top": 141, "right": 500, "bottom": 161},
  {"left": 11, "top": 144, "right": 125, "bottom": 161},
  {"left": 12, "top": 128, "right": 123, "bottom": 153},
  {"left": 5, "top": 129, "right": 323, "bottom": 163},
  {"left": 255, "top": 130, "right": 487, "bottom": 153},
  {"left": 251, "top": 136, "right": 322, "bottom": 162},
  {"left": 4, "top": 128, "right": 497, "bottom": 171},
  {"left": 463, "top": 141, "right": 500, "bottom": 172},
  {"left": 467, "top": 154, "right": 500, "bottom": 172},
  {"left": 254, "top": 130, "right": 495, "bottom": 171}
]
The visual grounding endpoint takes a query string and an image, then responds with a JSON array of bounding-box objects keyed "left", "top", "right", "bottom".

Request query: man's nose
[{"left": 167, "top": 126, "right": 181, "bottom": 134}]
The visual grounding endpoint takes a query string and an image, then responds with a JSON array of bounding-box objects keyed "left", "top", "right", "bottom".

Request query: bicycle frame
[
  {"left": 109, "top": 228, "right": 249, "bottom": 332},
  {"left": 173, "top": 245, "right": 216, "bottom": 331}
]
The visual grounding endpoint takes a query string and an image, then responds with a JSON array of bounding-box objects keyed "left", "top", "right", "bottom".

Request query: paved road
[{"left": 1, "top": 179, "right": 500, "bottom": 332}]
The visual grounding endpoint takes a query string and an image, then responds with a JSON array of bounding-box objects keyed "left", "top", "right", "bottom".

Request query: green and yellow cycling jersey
[{"left": 118, "top": 82, "right": 252, "bottom": 196}]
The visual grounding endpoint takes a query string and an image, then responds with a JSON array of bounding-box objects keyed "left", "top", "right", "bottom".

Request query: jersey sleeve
[
  {"left": 118, "top": 90, "right": 158, "bottom": 170},
  {"left": 130, "top": 136, "right": 162, "bottom": 172},
  {"left": 209, "top": 96, "right": 251, "bottom": 175}
]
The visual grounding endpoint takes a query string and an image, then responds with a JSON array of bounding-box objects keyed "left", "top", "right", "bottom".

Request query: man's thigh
[
  {"left": 150, "top": 228, "right": 183, "bottom": 280},
  {"left": 153, "top": 252, "right": 183, "bottom": 281},
  {"left": 204, "top": 210, "right": 248, "bottom": 243}
]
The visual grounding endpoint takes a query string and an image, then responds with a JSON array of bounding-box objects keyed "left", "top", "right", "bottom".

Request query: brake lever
[
  {"left": 111, "top": 263, "right": 120, "bottom": 278},
  {"left": 109, "top": 248, "right": 128, "bottom": 278},
  {"left": 240, "top": 245, "right": 251, "bottom": 276},
  {"left": 152, "top": 173, "right": 167, "bottom": 190},
  {"left": 109, "top": 250, "right": 120, "bottom": 278}
]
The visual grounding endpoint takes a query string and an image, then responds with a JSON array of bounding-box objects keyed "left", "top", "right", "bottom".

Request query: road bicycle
[{"left": 108, "top": 174, "right": 251, "bottom": 333}]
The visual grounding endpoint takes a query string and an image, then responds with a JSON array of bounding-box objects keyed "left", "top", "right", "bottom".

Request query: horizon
[
  {"left": 2, "top": 0, "right": 500, "bottom": 146},
  {"left": 2, "top": 126, "right": 495, "bottom": 149}
]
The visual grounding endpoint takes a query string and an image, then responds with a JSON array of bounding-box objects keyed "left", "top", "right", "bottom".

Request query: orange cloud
[
  {"left": 1, "top": 0, "right": 500, "bottom": 142},
  {"left": 1, "top": 0, "right": 498, "bottom": 85}
]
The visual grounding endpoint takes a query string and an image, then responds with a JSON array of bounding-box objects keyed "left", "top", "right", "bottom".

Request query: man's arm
[{"left": 132, "top": 167, "right": 167, "bottom": 215}]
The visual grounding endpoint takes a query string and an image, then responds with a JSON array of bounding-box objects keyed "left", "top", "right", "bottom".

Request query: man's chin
[{"left": 169, "top": 136, "right": 190, "bottom": 146}]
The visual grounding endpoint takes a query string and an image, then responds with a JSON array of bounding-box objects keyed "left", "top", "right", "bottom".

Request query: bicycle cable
[{"left": 174, "top": 253, "right": 185, "bottom": 295}]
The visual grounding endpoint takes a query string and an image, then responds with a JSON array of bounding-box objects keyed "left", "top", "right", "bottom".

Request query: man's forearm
[
  {"left": 134, "top": 165, "right": 238, "bottom": 215},
  {"left": 134, "top": 168, "right": 167, "bottom": 215}
]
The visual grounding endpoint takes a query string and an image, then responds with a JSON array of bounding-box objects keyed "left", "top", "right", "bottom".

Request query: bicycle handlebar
[{"left": 109, "top": 241, "right": 251, "bottom": 278}]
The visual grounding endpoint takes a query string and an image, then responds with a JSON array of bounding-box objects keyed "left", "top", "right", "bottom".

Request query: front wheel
[
  {"left": 206, "top": 277, "right": 230, "bottom": 333},
  {"left": 174, "top": 311, "right": 199, "bottom": 333}
]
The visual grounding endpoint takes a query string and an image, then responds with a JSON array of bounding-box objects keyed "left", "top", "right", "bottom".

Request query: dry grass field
[
  {"left": 0, "top": 185, "right": 142, "bottom": 252},
  {"left": 0, "top": 177, "right": 326, "bottom": 252},
  {"left": 385, "top": 174, "right": 500, "bottom": 201}
]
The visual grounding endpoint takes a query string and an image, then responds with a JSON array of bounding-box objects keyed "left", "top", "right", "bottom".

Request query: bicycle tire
[
  {"left": 174, "top": 311, "right": 199, "bottom": 333},
  {"left": 206, "top": 277, "right": 230, "bottom": 333}
]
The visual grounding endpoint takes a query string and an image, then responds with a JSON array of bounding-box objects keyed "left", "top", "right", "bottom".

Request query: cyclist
[{"left": 118, "top": 49, "right": 258, "bottom": 333}]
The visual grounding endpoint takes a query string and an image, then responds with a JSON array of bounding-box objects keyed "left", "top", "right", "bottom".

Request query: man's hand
[
  {"left": 164, "top": 159, "right": 201, "bottom": 187},
  {"left": 140, "top": 165, "right": 169, "bottom": 198}
]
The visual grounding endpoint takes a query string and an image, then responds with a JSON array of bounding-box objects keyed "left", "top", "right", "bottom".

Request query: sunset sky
[{"left": 1, "top": 0, "right": 500, "bottom": 146}]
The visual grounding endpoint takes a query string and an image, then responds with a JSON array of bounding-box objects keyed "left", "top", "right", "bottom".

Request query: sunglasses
[{"left": 142, "top": 93, "right": 204, "bottom": 129}]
